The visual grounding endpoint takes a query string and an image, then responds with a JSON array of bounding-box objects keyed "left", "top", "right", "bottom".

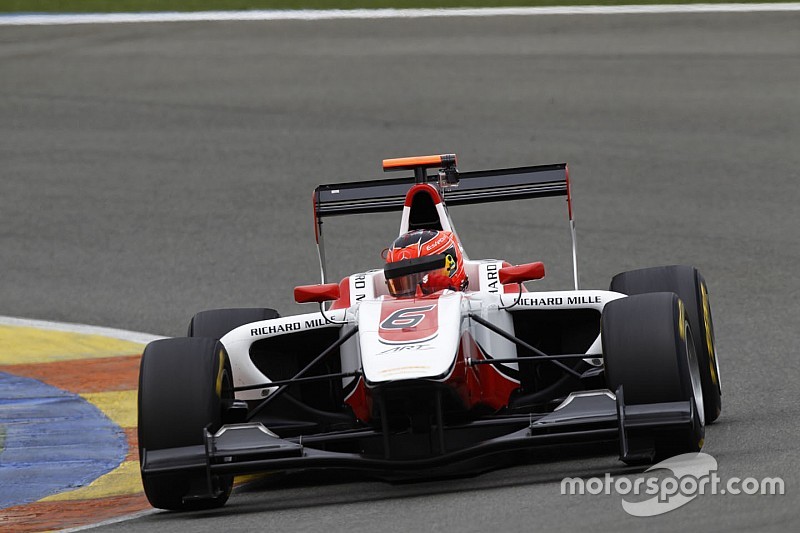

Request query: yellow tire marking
[
  {"left": 701, "top": 284, "right": 718, "bottom": 385},
  {"left": 216, "top": 348, "right": 225, "bottom": 397}
]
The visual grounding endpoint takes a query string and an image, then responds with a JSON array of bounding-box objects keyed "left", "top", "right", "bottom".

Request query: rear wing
[
  {"left": 314, "top": 163, "right": 570, "bottom": 217},
  {"left": 311, "top": 159, "right": 579, "bottom": 290}
]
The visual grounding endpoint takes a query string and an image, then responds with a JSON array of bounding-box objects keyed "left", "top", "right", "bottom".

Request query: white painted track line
[
  {"left": 1, "top": 4, "right": 799, "bottom": 26},
  {"left": 0, "top": 315, "right": 164, "bottom": 344}
]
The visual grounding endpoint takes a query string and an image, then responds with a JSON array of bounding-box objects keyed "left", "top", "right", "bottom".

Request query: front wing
[{"left": 141, "top": 390, "right": 697, "bottom": 489}]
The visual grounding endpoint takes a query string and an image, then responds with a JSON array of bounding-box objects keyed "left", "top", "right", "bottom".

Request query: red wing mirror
[
  {"left": 498, "top": 262, "right": 545, "bottom": 285},
  {"left": 294, "top": 283, "right": 340, "bottom": 304}
]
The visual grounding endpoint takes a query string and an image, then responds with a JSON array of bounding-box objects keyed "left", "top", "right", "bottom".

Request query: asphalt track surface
[{"left": 1, "top": 10, "right": 799, "bottom": 532}]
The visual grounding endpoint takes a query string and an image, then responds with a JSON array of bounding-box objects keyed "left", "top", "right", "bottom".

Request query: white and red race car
[{"left": 138, "top": 155, "right": 722, "bottom": 510}]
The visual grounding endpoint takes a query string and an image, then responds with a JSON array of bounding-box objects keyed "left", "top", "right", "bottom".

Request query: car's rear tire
[
  {"left": 610, "top": 265, "right": 721, "bottom": 423},
  {"left": 602, "top": 292, "right": 705, "bottom": 463},
  {"left": 188, "top": 307, "right": 280, "bottom": 339},
  {"left": 138, "top": 337, "right": 234, "bottom": 511}
]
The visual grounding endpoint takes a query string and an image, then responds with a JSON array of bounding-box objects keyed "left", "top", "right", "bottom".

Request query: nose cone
[{"left": 358, "top": 292, "right": 464, "bottom": 385}]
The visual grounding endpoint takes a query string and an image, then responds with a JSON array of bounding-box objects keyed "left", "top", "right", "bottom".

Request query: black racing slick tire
[
  {"left": 188, "top": 307, "right": 280, "bottom": 339},
  {"left": 610, "top": 265, "right": 721, "bottom": 424},
  {"left": 138, "top": 337, "right": 234, "bottom": 511},
  {"left": 602, "top": 293, "right": 705, "bottom": 463}
]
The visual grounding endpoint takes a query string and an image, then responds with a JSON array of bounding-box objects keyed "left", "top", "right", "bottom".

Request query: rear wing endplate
[{"left": 312, "top": 162, "right": 579, "bottom": 290}]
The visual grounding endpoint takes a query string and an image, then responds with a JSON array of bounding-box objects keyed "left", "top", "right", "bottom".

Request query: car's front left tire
[{"left": 602, "top": 292, "right": 705, "bottom": 463}]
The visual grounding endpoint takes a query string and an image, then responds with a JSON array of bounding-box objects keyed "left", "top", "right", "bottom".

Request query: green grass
[{"left": 1, "top": 0, "right": 792, "bottom": 14}]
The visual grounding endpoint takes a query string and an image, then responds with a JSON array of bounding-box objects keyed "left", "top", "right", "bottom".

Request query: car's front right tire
[
  {"left": 610, "top": 265, "right": 721, "bottom": 423},
  {"left": 138, "top": 337, "right": 233, "bottom": 511}
]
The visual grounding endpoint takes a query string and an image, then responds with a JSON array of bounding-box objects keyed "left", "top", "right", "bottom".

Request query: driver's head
[{"left": 385, "top": 229, "right": 467, "bottom": 297}]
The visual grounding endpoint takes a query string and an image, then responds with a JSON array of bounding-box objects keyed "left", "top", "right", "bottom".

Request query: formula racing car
[{"left": 138, "top": 154, "right": 722, "bottom": 510}]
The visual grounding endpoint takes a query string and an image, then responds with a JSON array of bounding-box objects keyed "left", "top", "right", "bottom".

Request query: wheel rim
[{"left": 685, "top": 323, "right": 705, "bottom": 427}]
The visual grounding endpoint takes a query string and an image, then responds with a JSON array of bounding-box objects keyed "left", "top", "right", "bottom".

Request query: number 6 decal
[{"left": 380, "top": 305, "right": 437, "bottom": 330}]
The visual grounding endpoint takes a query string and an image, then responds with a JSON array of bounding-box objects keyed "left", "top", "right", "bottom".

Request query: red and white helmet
[{"left": 385, "top": 229, "right": 467, "bottom": 297}]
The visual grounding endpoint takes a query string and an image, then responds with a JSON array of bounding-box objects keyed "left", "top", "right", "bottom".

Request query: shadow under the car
[{"left": 146, "top": 440, "right": 651, "bottom": 521}]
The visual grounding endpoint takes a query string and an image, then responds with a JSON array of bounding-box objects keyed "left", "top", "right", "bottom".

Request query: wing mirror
[
  {"left": 294, "top": 283, "right": 340, "bottom": 304},
  {"left": 498, "top": 262, "right": 545, "bottom": 285}
]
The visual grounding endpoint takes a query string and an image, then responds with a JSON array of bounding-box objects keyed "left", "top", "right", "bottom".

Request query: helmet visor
[
  {"left": 386, "top": 267, "right": 453, "bottom": 297},
  {"left": 384, "top": 254, "right": 449, "bottom": 298},
  {"left": 386, "top": 271, "right": 428, "bottom": 297}
]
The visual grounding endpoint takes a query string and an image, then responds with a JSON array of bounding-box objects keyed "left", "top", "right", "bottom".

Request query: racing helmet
[{"left": 384, "top": 229, "right": 467, "bottom": 297}]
